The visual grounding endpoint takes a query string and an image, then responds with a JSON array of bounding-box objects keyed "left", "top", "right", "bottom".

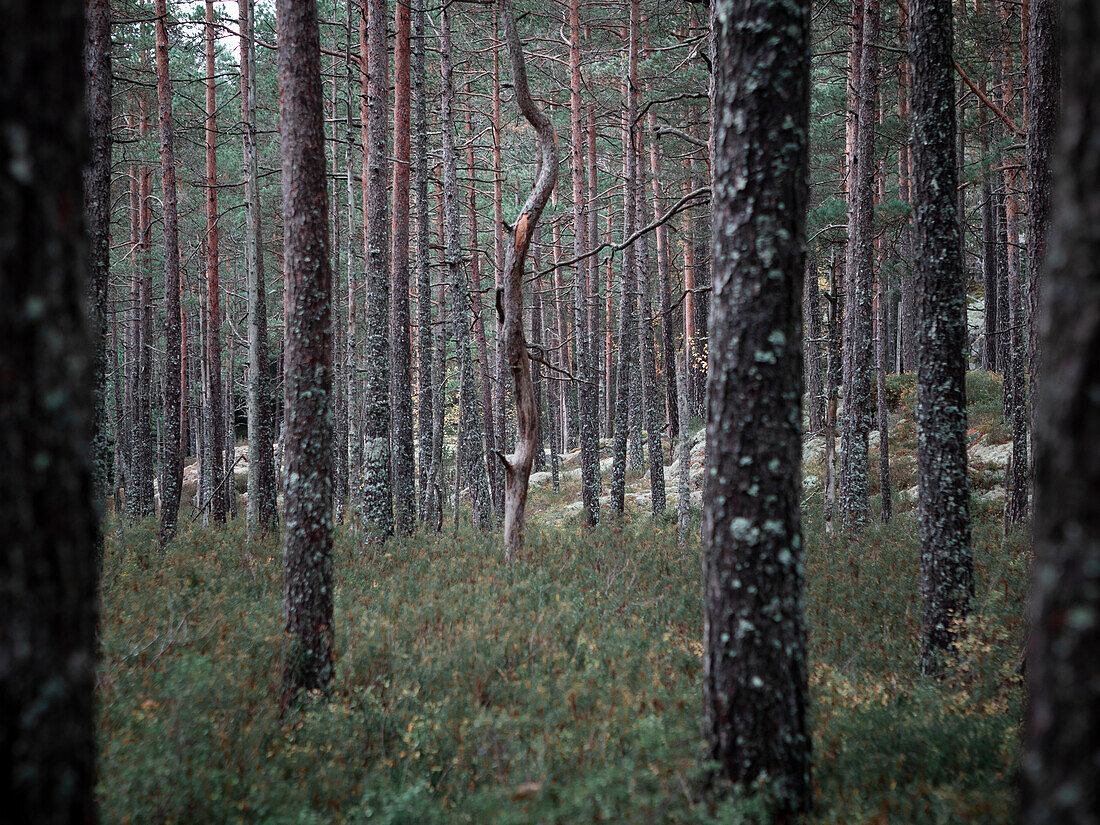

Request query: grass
[{"left": 98, "top": 373, "right": 1026, "bottom": 824}]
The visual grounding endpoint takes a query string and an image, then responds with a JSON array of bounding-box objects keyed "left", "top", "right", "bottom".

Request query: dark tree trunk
[
  {"left": 569, "top": 0, "right": 600, "bottom": 526},
  {"left": 154, "top": 0, "right": 182, "bottom": 548},
  {"left": 1022, "top": 2, "right": 1099, "bottom": 817},
  {"left": 704, "top": 0, "right": 812, "bottom": 813},
  {"left": 1026, "top": 0, "right": 1059, "bottom": 438},
  {"left": 85, "top": 0, "right": 111, "bottom": 530},
  {"left": 241, "top": 0, "right": 277, "bottom": 535},
  {"left": 980, "top": 104, "right": 999, "bottom": 371},
  {"left": 277, "top": 0, "right": 335, "bottom": 702},
  {"left": 839, "top": 0, "right": 878, "bottom": 531},
  {"left": 391, "top": 0, "right": 415, "bottom": 535},
  {"left": 135, "top": 146, "right": 155, "bottom": 520},
  {"left": 648, "top": 115, "right": 680, "bottom": 440},
  {"left": 440, "top": 5, "right": 492, "bottom": 530},
  {"left": 805, "top": 255, "right": 826, "bottom": 433},
  {"left": 910, "top": 0, "right": 974, "bottom": 676},
  {"left": 361, "top": 0, "right": 393, "bottom": 537},
  {"left": 0, "top": 0, "right": 97, "bottom": 816}
]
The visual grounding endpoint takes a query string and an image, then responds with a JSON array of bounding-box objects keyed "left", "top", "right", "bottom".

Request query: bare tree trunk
[
  {"left": 391, "top": 0, "right": 415, "bottom": 535},
  {"left": 413, "top": 0, "right": 432, "bottom": 518},
  {"left": 705, "top": 0, "right": 812, "bottom": 812},
  {"left": 911, "top": 0, "right": 974, "bottom": 676},
  {"left": 1022, "top": 0, "right": 1099, "bottom": 813},
  {"left": 277, "top": 0, "right": 334, "bottom": 705},
  {"left": 205, "top": 0, "right": 225, "bottom": 525},
  {"left": 805, "top": 255, "right": 826, "bottom": 434},
  {"left": 569, "top": 0, "right": 600, "bottom": 526},
  {"left": 86, "top": 0, "right": 112, "bottom": 531},
  {"left": 154, "top": 0, "right": 182, "bottom": 547},
  {"left": 1, "top": 2, "right": 98, "bottom": 813},
  {"left": 241, "top": 0, "right": 277, "bottom": 535},
  {"left": 839, "top": 0, "right": 878, "bottom": 531},
  {"left": 360, "top": 0, "right": 393, "bottom": 537},
  {"left": 498, "top": 0, "right": 558, "bottom": 560},
  {"left": 441, "top": 5, "right": 492, "bottom": 530}
]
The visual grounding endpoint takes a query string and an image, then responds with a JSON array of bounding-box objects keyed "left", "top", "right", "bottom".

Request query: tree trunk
[
  {"left": 154, "top": 0, "right": 182, "bottom": 547},
  {"left": 241, "top": 0, "right": 277, "bottom": 535},
  {"left": 569, "top": 0, "right": 600, "bottom": 526},
  {"left": 805, "top": 255, "right": 826, "bottom": 434},
  {"left": 498, "top": 0, "right": 557, "bottom": 559},
  {"left": 85, "top": 0, "right": 111, "bottom": 530},
  {"left": 277, "top": 0, "right": 335, "bottom": 704},
  {"left": 205, "top": 0, "right": 225, "bottom": 525},
  {"left": 360, "top": 0, "right": 393, "bottom": 537},
  {"left": 1, "top": 0, "right": 97, "bottom": 815},
  {"left": 910, "top": 0, "right": 974, "bottom": 676},
  {"left": 413, "top": 0, "right": 432, "bottom": 519},
  {"left": 391, "top": 0, "right": 415, "bottom": 535},
  {"left": 441, "top": 5, "right": 492, "bottom": 530},
  {"left": 1022, "top": 0, "right": 1099, "bottom": 814},
  {"left": 839, "top": 0, "right": 878, "bottom": 531},
  {"left": 704, "top": 0, "right": 812, "bottom": 812}
]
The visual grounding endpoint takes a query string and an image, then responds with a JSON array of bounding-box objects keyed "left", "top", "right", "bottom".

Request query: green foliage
[{"left": 100, "top": 456, "right": 1025, "bottom": 824}]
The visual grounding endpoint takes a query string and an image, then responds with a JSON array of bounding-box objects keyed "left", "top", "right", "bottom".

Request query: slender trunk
[
  {"left": 391, "top": 0, "right": 415, "bottom": 534},
  {"left": 441, "top": 5, "right": 492, "bottom": 530},
  {"left": 361, "top": 0, "right": 393, "bottom": 537},
  {"left": 205, "top": 0, "right": 225, "bottom": 524},
  {"left": 648, "top": 115, "right": 679, "bottom": 440},
  {"left": 413, "top": 0, "right": 432, "bottom": 518},
  {"left": 154, "top": 0, "right": 182, "bottom": 546}
]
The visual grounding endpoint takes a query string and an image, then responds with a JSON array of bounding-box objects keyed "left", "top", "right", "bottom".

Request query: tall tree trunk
[
  {"left": 1026, "top": 0, "right": 1059, "bottom": 440},
  {"left": 610, "top": 27, "right": 640, "bottom": 516},
  {"left": 277, "top": 0, "right": 335, "bottom": 704},
  {"left": 85, "top": 0, "right": 111, "bottom": 531},
  {"left": 413, "top": 0, "right": 433, "bottom": 518},
  {"left": 635, "top": 130, "right": 665, "bottom": 516},
  {"left": 648, "top": 116, "right": 680, "bottom": 441},
  {"left": 154, "top": 0, "right": 182, "bottom": 547},
  {"left": 135, "top": 126, "right": 155, "bottom": 520},
  {"left": 441, "top": 5, "right": 492, "bottom": 530},
  {"left": 839, "top": 0, "right": 878, "bottom": 531},
  {"left": 910, "top": 0, "right": 974, "bottom": 676},
  {"left": 360, "top": 0, "right": 393, "bottom": 537},
  {"left": 1022, "top": 0, "right": 1099, "bottom": 814},
  {"left": 205, "top": 0, "right": 225, "bottom": 524},
  {"left": 805, "top": 256, "right": 826, "bottom": 433},
  {"left": 705, "top": 0, "right": 812, "bottom": 812},
  {"left": 391, "top": 0, "right": 415, "bottom": 535},
  {"left": 1, "top": 3, "right": 97, "bottom": 815},
  {"left": 569, "top": 0, "right": 600, "bottom": 526},
  {"left": 980, "top": 102, "right": 999, "bottom": 371},
  {"left": 497, "top": 0, "right": 557, "bottom": 559},
  {"left": 241, "top": 0, "right": 277, "bottom": 534}
]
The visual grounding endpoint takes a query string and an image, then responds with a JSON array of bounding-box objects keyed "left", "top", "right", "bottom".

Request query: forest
[{"left": 1, "top": 0, "right": 1097, "bottom": 821}]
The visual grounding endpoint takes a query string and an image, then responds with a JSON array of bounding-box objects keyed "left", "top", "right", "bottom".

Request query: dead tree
[{"left": 498, "top": 0, "right": 558, "bottom": 560}]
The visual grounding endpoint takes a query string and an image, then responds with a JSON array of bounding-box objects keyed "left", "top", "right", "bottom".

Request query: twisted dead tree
[{"left": 498, "top": 0, "right": 558, "bottom": 561}]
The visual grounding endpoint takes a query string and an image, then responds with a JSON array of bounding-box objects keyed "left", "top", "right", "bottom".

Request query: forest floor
[{"left": 98, "top": 371, "right": 1026, "bottom": 824}]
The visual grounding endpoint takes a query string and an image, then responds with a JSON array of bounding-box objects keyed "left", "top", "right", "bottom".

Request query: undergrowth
[{"left": 98, "top": 374, "right": 1026, "bottom": 824}]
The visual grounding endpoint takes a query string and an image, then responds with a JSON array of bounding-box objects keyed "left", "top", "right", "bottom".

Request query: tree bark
[
  {"left": 0, "top": 0, "right": 97, "bottom": 815},
  {"left": 498, "top": 0, "right": 557, "bottom": 559},
  {"left": 361, "top": 0, "right": 393, "bottom": 537},
  {"left": 205, "top": 0, "right": 225, "bottom": 525},
  {"left": 154, "top": 0, "right": 183, "bottom": 547},
  {"left": 704, "top": 0, "right": 813, "bottom": 812},
  {"left": 391, "top": 0, "right": 415, "bottom": 535},
  {"left": 277, "top": 0, "right": 335, "bottom": 703},
  {"left": 413, "top": 0, "right": 433, "bottom": 519},
  {"left": 910, "top": 0, "right": 974, "bottom": 676},
  {"left": 1021, "top": 1, "right": 1100, "bottom": 815},
  {"left": 441, "top": 5, "right": 492, "bottom": 530},
  {"left": 241, "top": 0, "right": 277, "bottom": 535}
]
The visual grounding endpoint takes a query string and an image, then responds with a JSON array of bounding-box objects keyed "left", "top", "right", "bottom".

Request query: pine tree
[{"left": 704, "top": 0, "right": 812, "bottom": 813}]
